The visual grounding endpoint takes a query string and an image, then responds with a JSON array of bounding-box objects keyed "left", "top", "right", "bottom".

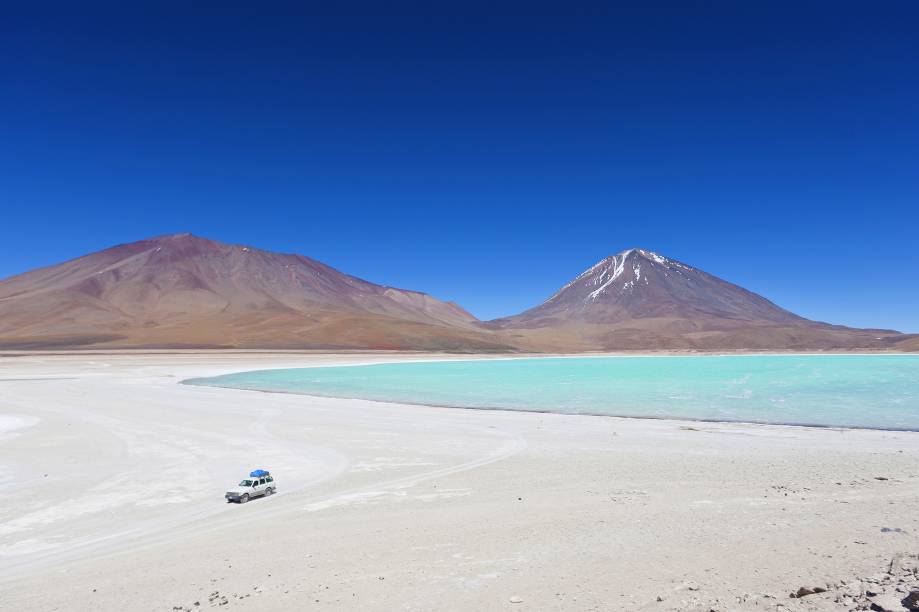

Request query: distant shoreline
[
  {"left": 2, "top": 346, "right": 915, "bottom": 358},
  {"left": 184, "top": 380, "right": 919, "bottom": 434}
]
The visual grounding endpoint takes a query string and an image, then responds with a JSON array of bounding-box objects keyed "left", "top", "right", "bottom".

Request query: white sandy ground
[{"left": 0, "top": 353, "right": 918, "bottom": 611}]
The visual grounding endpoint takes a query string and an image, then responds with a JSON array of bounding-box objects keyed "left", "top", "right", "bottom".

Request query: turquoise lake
[{"left": 184, "top": 355, "right": 919, "bottom": 430}]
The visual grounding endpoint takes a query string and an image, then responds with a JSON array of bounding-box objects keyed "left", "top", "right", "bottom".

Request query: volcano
[
  {"left": 0, "top": 233, "right": 509, "bottom": 351},
  {"left": 488, "top": 248, "right": 905, "bottom": 351}
]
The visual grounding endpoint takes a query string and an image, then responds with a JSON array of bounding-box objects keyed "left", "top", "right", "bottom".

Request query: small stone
[
  {"left": 509, "top": 596, "right": 524, "bottom": 604},
  {"left": 791, "top": 587, "right": 821, "bottom": 598},
  {"left": 903, "top": 590, "right": 919, "bottom": 611},
  {"left": 870, "top": 593, "right": 907, "bottom": 611}
]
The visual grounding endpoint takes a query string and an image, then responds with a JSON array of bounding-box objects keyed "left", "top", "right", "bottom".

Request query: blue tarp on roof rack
[{"left": 250, "top": 469, "right": 269, "bottom": 477}]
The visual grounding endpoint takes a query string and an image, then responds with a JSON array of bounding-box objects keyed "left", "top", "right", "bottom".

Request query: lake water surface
[{"left": 184, "top": 355, "right": 919, "bottom": 430}]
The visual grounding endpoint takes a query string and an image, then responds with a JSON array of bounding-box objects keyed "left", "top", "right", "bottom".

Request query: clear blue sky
[{"left": 2, "top": 4, "right": 917, "bottom": 331}]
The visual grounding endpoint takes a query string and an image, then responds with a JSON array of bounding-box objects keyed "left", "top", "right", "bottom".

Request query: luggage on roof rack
[{"left": 250, "top": 469, "right": 270, "bottom": 478}]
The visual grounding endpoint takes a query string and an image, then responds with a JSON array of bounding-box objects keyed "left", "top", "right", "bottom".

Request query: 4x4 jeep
[{"left": 225, "top": 470, "right": 275, "bottom": 503}]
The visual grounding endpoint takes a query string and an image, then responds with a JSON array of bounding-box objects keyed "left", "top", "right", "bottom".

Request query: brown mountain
[
  {"left": 0, "top": 234, "right": 511, "bottom": 351},
  {"left": 0, "top": 239, "right": 911, "bottom": 352},
  {"left": 488, "top": 248, "right": 907, "bottom": 351}
]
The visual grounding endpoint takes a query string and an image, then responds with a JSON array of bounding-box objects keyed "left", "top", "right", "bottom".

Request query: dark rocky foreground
[{"left": 655, "top": 553, "right": 919, "bottom": 611}]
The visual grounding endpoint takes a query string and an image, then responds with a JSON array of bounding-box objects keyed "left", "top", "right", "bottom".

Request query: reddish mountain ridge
[
  {"left": 0, "top": 234, "right": 508, "bottom": 350},
  {"left": 489, "top": 248, "right": 907, "bottom": 351},
  {"left": 0, "top": 238, "right": 911, "bottom": 351}
]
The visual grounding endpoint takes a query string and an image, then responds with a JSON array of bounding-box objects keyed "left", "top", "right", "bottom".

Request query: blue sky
[{"left": 2, "top": 4, "right": 917, "bottom": 331}]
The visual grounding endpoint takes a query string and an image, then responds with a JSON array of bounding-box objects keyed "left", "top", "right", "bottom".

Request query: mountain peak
[
  {"left": 544, "top": 248, "right": 692, "bottom": 306},
  {"left": 588, "top": 248, "right": 692, "bottom": 269},
  {"left": 498, "top": 246, "right": 803, "bottom": 329},
  {"left": 0, "top": 233, "right": 493, "bottom": 350},
  {"left": 488, "top": 247, "right": 907, "bottom": 349},
  {"left": 147, "top": 232, "right": 200, "bottom": 243},
  {"left": 609, "top": 248, "right": 694, "bottom": 269}
]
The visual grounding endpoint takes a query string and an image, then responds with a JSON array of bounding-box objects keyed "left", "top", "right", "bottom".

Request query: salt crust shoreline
[{"left": 1, "top": 352, "right": 918, "bottom": 611}]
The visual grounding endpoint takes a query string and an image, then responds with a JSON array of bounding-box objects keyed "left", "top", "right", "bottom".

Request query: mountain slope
[
  {"left": 488, "top": 248, "right": 905, "bottom": 351},
  {"left": 0, "top": 234, "right": 509, "bottom": 350},
  {"left": 0, "top": 239, "right": 909, "bottom": 351}
]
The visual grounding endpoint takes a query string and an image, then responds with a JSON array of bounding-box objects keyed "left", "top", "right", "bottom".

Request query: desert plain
[{"left": 1, "top": 352, "right": 918, "bottom": 611}]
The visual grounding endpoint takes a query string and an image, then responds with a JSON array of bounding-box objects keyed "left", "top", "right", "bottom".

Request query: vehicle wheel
[
  {"left": 241, "top": 494, "right": 249, "bottom": 503},
  {"left": 266, "top": 487, "right": 274, "bottom": 496}
]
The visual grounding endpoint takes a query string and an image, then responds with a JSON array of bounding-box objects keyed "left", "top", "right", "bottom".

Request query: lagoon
[{"left": 184, "top": 354, "right": 919, "bottom": 430}]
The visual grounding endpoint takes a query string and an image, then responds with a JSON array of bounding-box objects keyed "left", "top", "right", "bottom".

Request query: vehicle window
[
  {"left": 259, "top": 479, "right": 265, "bottom": 485},
  {"left": 239, "top": 480, "right": 253, "bottom": 487},
  {"left": 267, "top": 477, "right": 273, "bottom": 482}
]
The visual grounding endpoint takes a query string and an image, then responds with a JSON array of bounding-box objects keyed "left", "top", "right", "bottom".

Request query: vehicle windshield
[{"left": 238, "top": 479, "right": 253, "bottom": 486}]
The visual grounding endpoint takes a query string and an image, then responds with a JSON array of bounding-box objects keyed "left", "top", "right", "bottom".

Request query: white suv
[{"left": 225, "top": 472, "right": 276, "bottom": 503}]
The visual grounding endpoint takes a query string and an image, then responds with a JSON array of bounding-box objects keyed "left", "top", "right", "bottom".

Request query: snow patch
[
  {"left": 542, "top": 247, "right": 695, "bottom": 305},
  {"left": 643, "top": 249, "right": 668, "bottom": 265},
  {"left": 587, "top": 250, "right": 632, "bottom": 301},
  {"left": 638, "top": 249, "right": 693, "bottom": 271},
  {"left": 543, "top": 257, "right": 614, "bottom": 303}
]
